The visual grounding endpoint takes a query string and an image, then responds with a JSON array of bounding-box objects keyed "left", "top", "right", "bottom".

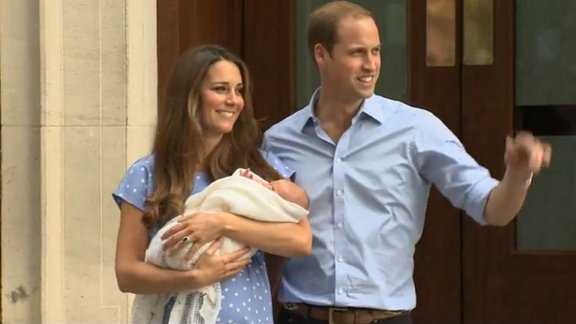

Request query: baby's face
[
  {"left": 268, "top": 181, "right": 281, "bottom": 193},
  {"left": 269, "top": 179, "right": 296, "bottom": 195}
]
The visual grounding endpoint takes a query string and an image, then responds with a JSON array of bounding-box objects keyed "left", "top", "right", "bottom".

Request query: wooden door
[
  {"left": 409, "top": 1, "right": 576, "bottom": 321},
  {"left": 408, "top": 0, "right": 464, "bottom": 322},
  {"left": 157, "top": 0, "right": 295, "bottom": 128},
  {"left": 462, "top": 1, "right": 576, "bottom": 322}
]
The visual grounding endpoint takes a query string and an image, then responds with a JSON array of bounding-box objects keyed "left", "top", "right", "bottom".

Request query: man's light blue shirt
[{"left": 262, "top": 91, "right": 499, "bottom": 310}]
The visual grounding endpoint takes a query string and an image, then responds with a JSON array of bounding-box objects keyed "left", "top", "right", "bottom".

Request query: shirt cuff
[{"left": 466, "top": 177, "right": 500, "bottom": 225}]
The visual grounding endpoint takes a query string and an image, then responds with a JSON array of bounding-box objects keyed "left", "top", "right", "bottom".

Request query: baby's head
[
  {"left": 238, "top": 168, "right": 269, "bottom": 186},
  {"left": 237, "top": 169, "right": 301, "bottom": 204},
  {"left": 268, "top": 179, "right": 300, "bottom": 204}
]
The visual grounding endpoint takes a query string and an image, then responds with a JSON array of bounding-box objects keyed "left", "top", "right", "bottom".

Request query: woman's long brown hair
[{"left": 144, "top": 45, "right": 282, "bottom": 228}]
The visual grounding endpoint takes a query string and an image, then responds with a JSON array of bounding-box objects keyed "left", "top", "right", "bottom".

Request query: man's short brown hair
[{"left": 307, "top": 1, "right": 374, "bottom": 56}]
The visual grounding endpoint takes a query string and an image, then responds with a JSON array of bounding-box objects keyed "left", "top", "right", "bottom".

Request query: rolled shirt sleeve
[{"left": 413, "top": 112, "right": 499, "bottom": 224}]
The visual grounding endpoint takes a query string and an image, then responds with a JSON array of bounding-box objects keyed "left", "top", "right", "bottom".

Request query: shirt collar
[
  {"left": 360, "top": 96, "right": 386, "bottom": 124},
  {"left": 299, "top": 88, "right": 385, "bottom": 132},
  {"left": 298, "top": 88, "right": 321, "bottom": 131}
]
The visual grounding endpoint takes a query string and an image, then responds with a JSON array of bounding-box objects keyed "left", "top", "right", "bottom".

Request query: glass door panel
[
  {"left": 296, "top": 0, "right": 407, "bottom": 107},
  {"left": 515, "top": 0, "right": 576, "bottom": 250}
]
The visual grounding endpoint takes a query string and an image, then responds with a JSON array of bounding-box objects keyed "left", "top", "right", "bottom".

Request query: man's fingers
[
  {"left": 529, "top": 145, "right": 542, "bottom": 172},
  {"left": 505, "top": 135, "right": 531, "bottom": 161},
  {"left": 543, "top": 143, "right": 552, "bottom": 167},
  {"left": 515, "top": 131, "right": 536, "bottom": 143},
  {"left": 505, "top": 135, "right": 513, "bottom": 149},
  {"left": 508, "top": 133, "right": 552, "bottom": 165}
]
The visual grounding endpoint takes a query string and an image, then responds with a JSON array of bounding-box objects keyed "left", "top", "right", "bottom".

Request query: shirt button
[
  {"left": 336, "top": 158, "right": 342, "bottom": 163},
  {"left": 336, "top": 189, "right": 343, "bottom": 197},
  {"left": 336, "top": 222, "right": 343, "bottom": 229},
  {"left": 338, "top": 288, "right": 344, "bottom": 295},
  {"left": 337, "top": 256, "right": 344, "bottom": 262}
]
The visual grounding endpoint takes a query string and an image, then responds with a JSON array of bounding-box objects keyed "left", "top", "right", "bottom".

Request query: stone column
[{"left": 1, "top": 0, "right": 157, "bottom": 322}]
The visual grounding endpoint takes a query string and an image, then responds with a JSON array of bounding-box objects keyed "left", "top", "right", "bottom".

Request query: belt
[{"left": 283, "top": 303, "right": 409, "bottom": 324}]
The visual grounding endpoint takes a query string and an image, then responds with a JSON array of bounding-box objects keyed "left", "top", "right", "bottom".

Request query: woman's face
[{"left": 199, "top": 59, "right": 245, "bottom": 138}]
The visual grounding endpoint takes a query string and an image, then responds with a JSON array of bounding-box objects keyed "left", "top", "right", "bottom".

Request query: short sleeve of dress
[
  {"left": 112, "top": 155, "right": 155, "bottom": 212},
  {"left": 261, "top": 149, "right": 295, "bottom": 179}
]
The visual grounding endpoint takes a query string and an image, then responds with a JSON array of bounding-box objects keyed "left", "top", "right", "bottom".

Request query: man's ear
[{"left": 313, "top": 43, "right": 327, "bottom": 65}]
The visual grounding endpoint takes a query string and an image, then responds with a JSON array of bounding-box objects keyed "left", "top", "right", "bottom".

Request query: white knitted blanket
[{"left": 132, "top": 169, "right": 307, "bottom": 324}]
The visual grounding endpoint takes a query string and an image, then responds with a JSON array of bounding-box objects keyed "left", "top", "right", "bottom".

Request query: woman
[{"left": 113, "top": 45, "right": 312, "bottom": 323}]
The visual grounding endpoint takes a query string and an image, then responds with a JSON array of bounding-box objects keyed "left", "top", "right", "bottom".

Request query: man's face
[{"left": 317, "top": 17, "right": 381, "bottom": 103}]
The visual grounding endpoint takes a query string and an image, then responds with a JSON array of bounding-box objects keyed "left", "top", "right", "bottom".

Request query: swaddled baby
[{"left": 132, "top": 168, "right": 308, "bottom": 324}]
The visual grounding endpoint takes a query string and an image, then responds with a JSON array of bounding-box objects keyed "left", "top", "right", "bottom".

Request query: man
[{"left": 262, "top": 1, "right": 552, "bottom": 324}]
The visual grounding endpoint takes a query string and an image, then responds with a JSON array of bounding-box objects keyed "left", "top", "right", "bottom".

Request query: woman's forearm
[
  {"left": 221, "top": 213, "right": 312, "bottom": 257},
  {"left": 115, "top": 261, "right": 202, "bottom": 294}
]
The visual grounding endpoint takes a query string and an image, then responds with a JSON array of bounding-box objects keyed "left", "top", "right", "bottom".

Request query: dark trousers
[{"left": 278, "top": 307, "right": 412, "bottom": 324}]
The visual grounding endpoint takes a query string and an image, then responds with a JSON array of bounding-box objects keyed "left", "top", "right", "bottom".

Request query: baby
[
  {"left": 133, "top": 168, "right": 309, "bottom": 324},
  {"left": 237, "top": 168, "right": 309, "bottom": 210}
]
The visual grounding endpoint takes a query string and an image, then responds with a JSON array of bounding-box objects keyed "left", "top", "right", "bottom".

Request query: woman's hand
[
  {"left": 191, "top": 239, "right": 252, "bottom": 287},
  {"left": 116, "top": 203, "right": 243, "bottom": 294},
  {"left": 162, "top": 212, "right": 229, "bottom": 252}
]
